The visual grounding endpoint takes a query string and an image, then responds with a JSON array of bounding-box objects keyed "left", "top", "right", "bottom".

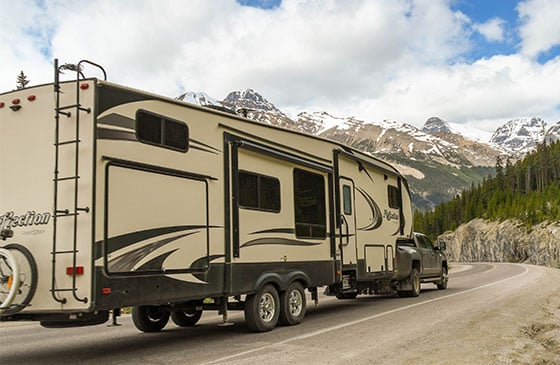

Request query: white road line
[{"left": 201, "top": 264, "right": 530, "bottom": 365}]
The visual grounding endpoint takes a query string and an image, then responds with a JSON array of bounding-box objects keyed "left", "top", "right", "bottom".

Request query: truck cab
[{"left": 393, "top": 232, "right": 448, "bottom": 297}]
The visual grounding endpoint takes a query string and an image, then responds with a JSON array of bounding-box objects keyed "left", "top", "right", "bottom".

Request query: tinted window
[
  {"left": 343, "top": 185, "right": 352, "bottom": 215},
  {"left": 416, "top": 234, "right": 434, "bottom": 249},
  {"left": 238, "top": 171, "right": 280, "bottom": 213},
  {"left": 136, "top": 110, "right": 188, "bottom": 152},
  {"left": 136, "top": 112, "right": 161, "bottom": 143},
  {"left": 388, "top": 185, "right": 400, "bottom": 209},
  {"left": 294, "top": 169, "right": 326, "bottom": 239}
]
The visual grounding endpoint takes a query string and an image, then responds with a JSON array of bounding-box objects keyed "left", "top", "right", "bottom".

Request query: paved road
[{"left": 1, "top": 263, "right": 559, "bottom": 364}]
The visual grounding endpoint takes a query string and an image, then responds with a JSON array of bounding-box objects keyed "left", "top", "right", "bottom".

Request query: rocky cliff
[{"left": 440, "top": 218, "right": 560, "bottom": 268}]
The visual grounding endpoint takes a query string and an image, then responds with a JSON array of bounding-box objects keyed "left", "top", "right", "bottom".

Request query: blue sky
[
  {"left": 238, "top": 0, "right": 282, "bottom": 10},
  {"left": 1, "top": 0, "right": 560, "bottom": 135},
  {"left": 453, "top": 0, "right": 521, "bottom": 60}
]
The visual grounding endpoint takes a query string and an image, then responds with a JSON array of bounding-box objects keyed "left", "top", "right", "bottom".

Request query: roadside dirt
[
  {"left": 371, "top": 265, "right": 560, "bottom": 365},
  {"left": 497, "top": 290, "right": 560, "bottom": 364}
]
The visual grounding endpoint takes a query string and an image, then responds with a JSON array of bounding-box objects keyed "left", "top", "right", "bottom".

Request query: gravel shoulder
[{"left": 386, "top": 264, "right": 560, "bottom": 365}]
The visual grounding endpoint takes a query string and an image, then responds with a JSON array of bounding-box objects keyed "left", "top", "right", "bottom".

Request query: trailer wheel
[
  {"left": 437, "top": 266, "right": 448, "bottom": 290},
  {"left": 335, "top": 291, "right": 358, "bottom": 300},
  {"left": 1, "top": 244, "right": 38, "bottom": 315},
  {"left": 244, "top": 284, "right": 279, "bottom": 332},
  {"left": 279, "top": 282, "right": 306, "bottom": 326},
  {"left": 132, "top": 305, "right": 170, "bottom": 332},
  {"left": 171, "top": 308, "right": 203, "bottom": 327}
]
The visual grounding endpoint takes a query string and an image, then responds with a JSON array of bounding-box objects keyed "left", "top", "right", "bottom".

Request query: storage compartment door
[{"left": 104, "top": 163, "right": 209, "bottom": 274}]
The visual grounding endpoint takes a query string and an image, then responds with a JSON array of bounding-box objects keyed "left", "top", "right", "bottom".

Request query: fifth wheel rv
[{"left": 0, "top": 59, "right": 415, "bottom": 332}]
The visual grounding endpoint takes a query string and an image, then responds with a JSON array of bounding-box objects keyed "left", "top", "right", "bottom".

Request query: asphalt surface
[{"left": 1, "top": 263, "right": 559, "bottom": 364}]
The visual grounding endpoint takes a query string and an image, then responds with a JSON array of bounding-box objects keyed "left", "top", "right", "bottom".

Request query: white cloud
[
  {"left": 353, "top": 54, "right": 560, "bottom": 129},
  {"left": 473, "top": 17, "right": 506, "bottom": 43},
  {"left": 518, "top": 0, "right": 560, "bottom": 58},
  {"left": 1, "top": 0, "right": 559, "bottom": 133}
]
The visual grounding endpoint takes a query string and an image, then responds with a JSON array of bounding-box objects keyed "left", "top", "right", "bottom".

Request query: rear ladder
[{"left": 51, "top": 59, "right": 106, "bottom": 304}]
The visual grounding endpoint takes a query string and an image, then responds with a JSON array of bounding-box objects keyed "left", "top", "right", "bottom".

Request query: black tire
[
  {"left": 171, "top": 308, "right": 203, "bottom": 327},
  {"left": 132, "top": 305, "right": 170, "bottom": 332},
  {"left": 244, "top": 284, "right": 280, "bottom": 332},
  {"left": 410, "top": 268, "right": 421, "bottom": 297},
  {"left": 279, "top": 282, "right": 306, "bottom": 326},
  {"left": 1, "top": 243, "right": 38, "bottom": 315},
  {"left": 335, "top": 291, "right": 358, "bottom": 300},
  {"left": 398, "top": 268, "right": 421, "bottom": 298},
  {"left": 437, "top": 266, "right": 448, "bottom": 290}
]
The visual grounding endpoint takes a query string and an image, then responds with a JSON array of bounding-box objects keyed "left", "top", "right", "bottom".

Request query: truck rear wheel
[
  {"left": 279, "top": 282, "right": 306, "bottom": 326},
  {"left": 398, "top": 268, "right": 421, "bottom": 297},
  {"left": 437, "top": 266, "right": 448, "bottom": 290},
  {"left": 132, "top": 305, "right": 170, "bottom": 332},
  {"left": 244, "top": 284, "right": 279, "bottom": 332}
]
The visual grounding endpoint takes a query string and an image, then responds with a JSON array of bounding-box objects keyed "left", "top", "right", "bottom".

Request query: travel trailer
[{"left": 0, "top": 60, "right": 413, "bottom": 332}]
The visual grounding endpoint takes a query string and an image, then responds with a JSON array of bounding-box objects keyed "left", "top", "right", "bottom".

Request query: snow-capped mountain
[
  {"left": 489, "top": 117, "right": 547, "bottom": 154},
  {"left": 220, "top": 89, "right": 298, "bottom": 130},
  {"left": 422, "top": 117, "right": 452, "bottom": 134},
  {"left": 545, "top": 121, "right": 560, "bottom": 144},
  {"left": 178, "top": 88, "right": 557, "bottom": 209},
  {"left": 176, "top": 91, "right": 221, "bottom": 107}
]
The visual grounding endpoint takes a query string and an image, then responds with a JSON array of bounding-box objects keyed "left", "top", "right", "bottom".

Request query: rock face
[
  {"left": 545, "top": 121, "right": 560, "bottom": 143},
  {"left": 422, "top": 117, "right": 451, "bottom": 134},
  {"left": 489, "top": 117, "right": 547, "bottom": 154},
  {"left": 440, "top": 218, "right": 560, "bottom": 268}
]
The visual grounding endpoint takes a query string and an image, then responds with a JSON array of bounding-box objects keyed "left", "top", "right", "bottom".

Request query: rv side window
[
  {"left": 136, "top": 110, "right": 189, "bottom": 152},
  {"left": 293, "top": 169, "right": 326, "bottom": 239},
  {"left": 343, "top": 185, "right": 352, "bottom": 215},
  {"left": 238, "top": 171, "right": 280, "bottom": 212},
  {"left": 388, "top": 185, "right": 400, "bottom": 209}
]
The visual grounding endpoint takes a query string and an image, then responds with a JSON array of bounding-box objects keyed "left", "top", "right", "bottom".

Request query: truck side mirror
[{"left": 437, "top": 240, "right": 446, "bottom": 251}]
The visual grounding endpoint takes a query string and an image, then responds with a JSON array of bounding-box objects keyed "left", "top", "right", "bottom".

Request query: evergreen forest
[{"left": 414, "top": 140, "right": 560, "bottom": 239}]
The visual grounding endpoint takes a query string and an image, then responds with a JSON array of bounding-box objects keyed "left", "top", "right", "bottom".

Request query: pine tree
[{"left": 16, "top": 71, "right": 30, "bottom": 89}]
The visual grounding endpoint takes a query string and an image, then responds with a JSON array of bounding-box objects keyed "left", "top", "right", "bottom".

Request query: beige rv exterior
[{"left": 0, "top": 63, "right": 412, "bottom": 332}]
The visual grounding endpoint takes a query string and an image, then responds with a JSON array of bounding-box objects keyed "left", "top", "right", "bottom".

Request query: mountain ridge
[{"left": 178, "top": 89, "right": 559, "bottom": 209}]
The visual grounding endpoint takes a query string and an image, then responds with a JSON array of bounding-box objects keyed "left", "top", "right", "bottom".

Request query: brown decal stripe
[
  {"left": 97, "top": 127, "right": 136, "bottom": 141},
  {"left": 240, "top": 237, "right": 323, "bottom": 248}
]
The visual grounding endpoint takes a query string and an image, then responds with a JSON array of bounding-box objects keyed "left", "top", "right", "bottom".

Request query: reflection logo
[{"left": 0, "top": 211, "right": 51, "bottom": 230}]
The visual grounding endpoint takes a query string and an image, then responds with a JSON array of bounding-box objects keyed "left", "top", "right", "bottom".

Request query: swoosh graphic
[
  {"left": 240, "top": 237, "right": 323, "bottom": 248},
  {"left": 355, "top": 187, "right": 383, "bottom": 231},
  {"left": 108, "top": 232, "right": 196, "bottom": 272},
  {"left": 249, "top": 228, "right": 295, "bottom": 235},
  {"left": 95, "top": 225, "right": 215, "bottom": 259}
]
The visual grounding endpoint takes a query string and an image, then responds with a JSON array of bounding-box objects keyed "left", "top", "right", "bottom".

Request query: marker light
[
  {"left": 102, "top": 288, "right": 112, "bottom": 295},
  {"left": 66, "top": 266, "right": 84, "bottom": 275},
  {"left": 12, "top": 98, "right": 20, "bottom": 104},
  {"left": 0, "top": 102, "right": 4, "bottom": 108},
  {"left": 27, "top": 95, "right": 36, "bottom": 101},
  {"left": 80, "top": 83, "right": 89, "bottom": 90}
]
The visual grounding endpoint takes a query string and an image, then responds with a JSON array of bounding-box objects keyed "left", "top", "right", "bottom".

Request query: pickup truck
[{"left": 393, "top": 232, "right": 448, "bottom": 297}]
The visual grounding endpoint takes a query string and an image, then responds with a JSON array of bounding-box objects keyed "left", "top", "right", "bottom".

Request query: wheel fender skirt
[
  {"left": 395, "top": 275, "right": 413, "bottom": 291},
  {"left": 252, "top": 271, "right": 310, "bottom": 293}
]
